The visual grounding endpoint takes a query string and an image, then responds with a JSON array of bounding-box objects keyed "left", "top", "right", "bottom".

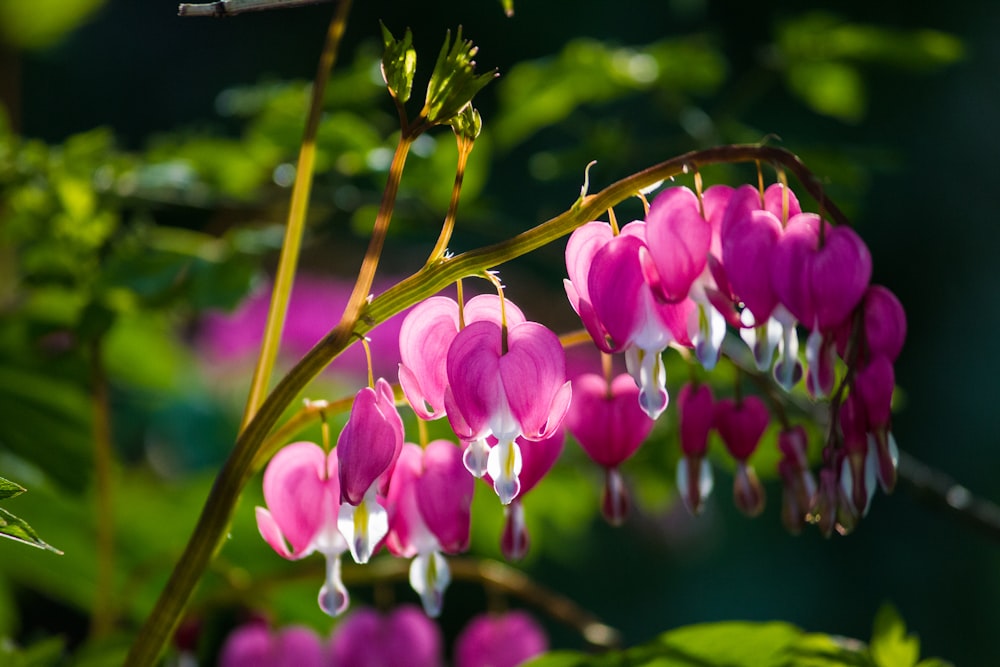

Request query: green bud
[
  {"left": 450, "top": 105, "right": 482, "bottom": 142},
  {"left": 423, "top": 27, "right": 497, "bottom": 126},
  {"left": 380, "top": 22, "right": 417, "bottom": 104}
]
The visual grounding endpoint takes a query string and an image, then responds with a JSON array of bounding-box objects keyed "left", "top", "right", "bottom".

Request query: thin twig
[
  {"left": 178, "top": 0, "right": 330, "bottom": 17},
  {"left": 897, "top": 451, "right": 1000, "bottom": 544}
]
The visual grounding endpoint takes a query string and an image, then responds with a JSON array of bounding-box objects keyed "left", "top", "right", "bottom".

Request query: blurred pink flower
[{"left": 454, "top": 611, "right": 548, "bottom": 667}]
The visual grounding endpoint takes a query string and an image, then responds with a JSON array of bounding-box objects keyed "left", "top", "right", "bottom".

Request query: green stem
[
  {"left": 240, "top": 0, "right": 353, "bottom": 431},
  {"left": 124, "top": 143, "right": 842, "bottom": 665},
  {"left": 426, "top": 133, "right": 474, "bottom": 265}
]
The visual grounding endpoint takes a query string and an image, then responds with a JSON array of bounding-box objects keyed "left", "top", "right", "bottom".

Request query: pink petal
[
  {"left": 446, "top": 321, "right": 504, "bottom": 438},
  {"left": 464, "top": 294, "right": 527, "bottom": 328},
  {"left": 564, "top": 221, "right": 616, "bottom": 308},
  {"left": 398, "top": 297, "right": 460, "bottom": 420},
  {"left": 677, "top": 383, "right": 714, "bottom": 457},
  {"left": 763, "top": 182, "right": 802, "bottom": 221},
  {"left": 723, "top": 209, "right": 782, "bottom": 322},
  {"left": 417, "top": 440, "right": 474, "bottom": 553},
  {"left": 588, "top": 234, "right": 646, "bottom": 350},
  {"left": 713, "top": 396, "right": 770, "bottom": 461},
  {"left": 500, "top": 322, "right": 569, "bottom": 439},
  {"left": 259, "top": 441, "right": 331, "bottom": 557},
  {"left": 565, "top": 373, "right": 653, "bottom": 467},
  {"left": 385, "top": 444, "right": 428, "bottom": 558},
  {"left": 810, "top": 224, "right": 872, "bottom": 330},
  {"left": 338, "top": 379, "right": 404, "bottom": 505},
  {"left": 645, "top": 186, "right": 712, "bottom": 302},
  {"left": 454, "top": 611, "right": 548, "bottom": 667}
]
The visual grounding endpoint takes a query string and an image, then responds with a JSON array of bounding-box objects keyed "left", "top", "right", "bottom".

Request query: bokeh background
[{"left": 1, "top": 0, "right": 998, "bottom": 664}]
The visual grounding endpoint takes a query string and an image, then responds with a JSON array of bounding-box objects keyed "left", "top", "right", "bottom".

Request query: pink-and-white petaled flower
[
  {"left": 565, "top": 220, "right": 692, "bottom": 419},
  {"left": 386, "top": 440, "right": 473, "bottom": 617},
  {"left": 564, "top": 372, "right": 654, "bottom": 525},
  {"left": 643, "top": 185, "right": 734, "bottom": 370},
  {"left": 336, "top": 378, "right": 404, "bottom": 565},
  {"left": 713, "top": 395, "right": 770, "bottom": 517},
  {"left": 255, "top": 441, "right": 350, "bottom": 617},
  {"left": 454, "top": 611, "right": 549, "bottom": 667},
  {"left": 771, "top": 213, "right": 872, "bottom": 397},
  {"left": 776, "top": 425, "right": 818, "bottom": 534},
  {"left": 720, "top": 184, "right": 802, "bottom": 381},
  {"left": 676, "top": 382, "right": 715, "bottom": 516},
  {"left": 330, "top": 605, "right": 444, "bottom": 667},
  {"left": 445, "top": 318, "right": 571, "bottom": 505}
]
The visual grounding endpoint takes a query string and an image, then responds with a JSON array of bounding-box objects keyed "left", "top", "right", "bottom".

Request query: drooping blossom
[
  {"left": 713, "top": 395, "right": 769, "bottom": 517},
  {"left": 675, "top": 382, "right": 715, "bottom": 516},
  {"left": 219, "top": 621, "right": 326, "bottom": 667},
  {"left": 565, "top": 220, "right": 692, "bottom": 419},
  {"left": 565, "top": 372, "right": 654, "bottom": 524},
  {"left": 329, "top": 605, "right": 444, "bottom": 667},
  {"left": 837, "top": 393, "right": 878, "bottom": 519},
  {"left": 398, "top": 295, "right": 525, "bottom": 421},
  {"left": 720, "top": 184, "right": 803, "bottom": 381},
  {"left": 336, "top": 378, "right": 404, "bottom": 564},
  {"left": 854, "top": 355, "right": 898, "bottom": 492},
  {"left": 454, "top": 611, "right": 549, "bottom": 667},
  {"left": 386, "top": 440, "right": 474, "bottom": 617},
  {"left": 771, "top": 213, "right": 872, "bottom": 397},
  {"left": 445, "top": 318, "right": 571, "bottom": 504},
  {"left": 483, "top": 430, "right": 564, "bottom": 560},
  {"left": 255, "top": 442, "right": 350, "bottom": 617},
  {"left": 643, "top": 184, "right": 734, "bottom": 369}
]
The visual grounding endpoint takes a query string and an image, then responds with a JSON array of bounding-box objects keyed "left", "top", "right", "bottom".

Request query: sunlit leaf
[
  {"left": 0, "top": 476, "right": 26, "bottom": 501},
  {"left": 0, "top": 0, "right": 105, "bottom": 49},
  {"left": 870, "top": 602, "right": 920, "bottom": 667},
  {"left": 0, "top": 506, "right": 62, "bottom": 554},
  {"left": 787, "top": 61, "right": 866, "bottom": 123}
]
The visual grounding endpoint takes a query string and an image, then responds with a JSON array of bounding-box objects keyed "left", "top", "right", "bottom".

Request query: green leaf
[
  {"left": 380, "top": 22, "right": 417, "bottom": 104},
  {"left": 650, "top": 621, "right": 803, "bottom": 666},
  {"left": 423, "top": 27, "right": 497, "bottom": 126},
  {"left": 870, "top": 603, "right": 920, "bottom": 667},
  {"left": 521, "top": 652, "right": 592, "bottom": 667},
  {"left": 0, "top": 476, "right": 25, "bottom": 501},
  {"left": 787, "top": 61, "right": 866, "bottom": 123},
  {"left": 0, "top": 635, "right": 65, "bottom": 667},
  {"left": 0, "top": 506, "right": 62, "bottom": 554}
]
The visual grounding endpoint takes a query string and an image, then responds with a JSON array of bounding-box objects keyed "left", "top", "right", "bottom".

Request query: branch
[
  {"left": 178, "top": 0, "right": 331, "bottom": 17},
  {"left": 897, "top": 451, "right": 1000, "bottom": 544}
]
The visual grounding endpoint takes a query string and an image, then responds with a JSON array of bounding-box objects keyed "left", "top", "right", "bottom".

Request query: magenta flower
[
  {"left": 565, "top": 372, "right": 654, "bottom": 524},
  {"left": 219, "top": 622, "right": 326, "bottom": 667},
  {"left": 643, "top": 185, "right": 735, "bottom": 370},
  {"left": 836, "top": 284, "right": 907, "bottom": 365},
  {"left": 483, "top": 430, "right": 564, "bottom": 560},
  {"left": 771, "top": 213, "right": 872, "bottom": 396},
  {"left": 713, "top": 396, "right": 769, "bottom": 517},
  {"left": 837, "top": 393, "right": 878, "bottom": 518},
  {"left": 675, "top": 382, "right": 715, "bottom": 516},
  {"left": 454, "top": 611, "right": 549, "bottom": 667},
  {"left": 386, "top": 440, "right": 473, "bottom": 617},
  {"left": 854, "top": 355, "right": 898, "bottom": 493},
  {"left": 398, "top": 295, "right": 526, "bottom": 421},
  {"left": 255, "top": 441, "right": 350, "bottom": 617},
  {"left": 445, "top": 318, "right": 571, "bottom": 505},
  {"left": 336, "top": 378, "right": 404, "bottom": 564},
  {"left": 330, "top": 605, "right": 444, "bottom": 667},
  {"left": 565, "top": 220, "right": 692, "bottom": 418}
]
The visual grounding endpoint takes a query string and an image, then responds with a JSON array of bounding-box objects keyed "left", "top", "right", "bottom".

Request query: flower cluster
[
  {"left": 564, "top": 180, "right": 905, "bottom": 535},
  {"left": 218, "top": 607, "right": 547, "bottom": 667},
  {"left": 256, "top": 294, "right": 571, "bottom": 618}
]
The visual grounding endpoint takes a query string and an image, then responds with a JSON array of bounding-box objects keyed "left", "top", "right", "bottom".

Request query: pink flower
[
  {"left": 854, "top": 356, "right": 898, "bottom": 493},
  {"left": 564, "top": 373, "right": 654, "bottom": 524},
  {"left": 776, "top": 426, "right": 817, "bottom": 534},
  {"left": 219, "top": 622, "right": 326, "bottom": 667},
  {"left": 454, "top": 611, "right": 548, "bottom": 667},
  {"left": 330, "top": 605, "right": 444, "bottom": 667},
  {"left": 675, "top": 383, "right": 715, "bottom": 516},
  {"left": 713, "top": 396, "right": 770, "bottom": 517},
  {"left": 386, "top": 441, "right": 473, "bottom": 617},
  {"left": 445, "top": 318, "right": 571, "bottom": 505},
  {"left": 336, "top": 378, "right": 404, "bottom": 564},
  {"left": 255, "top": 442, "right": 350, "bottom": 617},
  {"left": 565, "top": 220, "right": 691, "bottom": 418}
]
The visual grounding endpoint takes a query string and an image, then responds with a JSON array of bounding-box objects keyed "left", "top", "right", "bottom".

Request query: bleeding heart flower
[
  {"left": 337, "top": 378, "right": 404, "bottom": 565},
  {"left": 219, "top": 622, "right": 326, "bottom": 667},
  {"left": 454, "top": 611, "right": 549, "bottom": 667},
  {"left": 255, "top": 442, "right": 350, "bottom": 617},
  {"left": 564, "top": 372, "right": 654, "bottom": 525},
  {"left": 445, "top": 318, "right": 571, "bottom": 504},
  {"left": 675, "top": 382, "right": 715, "bottom": 516},
  {"left": 386, "top": 440, "right": 473, "bottom": 617},
  {"left": 713, "top": 395, "right": 770, "bottom": 517},
  {"left": 330, "top": 605, "right": 444, "bottom": 667}
]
